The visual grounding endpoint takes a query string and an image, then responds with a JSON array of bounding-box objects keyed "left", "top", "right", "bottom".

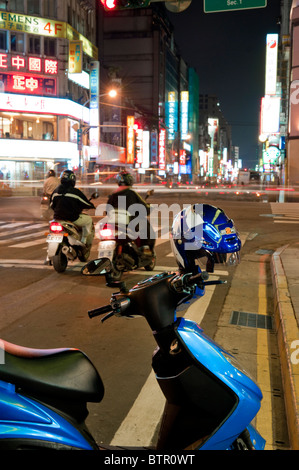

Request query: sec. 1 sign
[{"left": 204, "top": 0, "right": 267, "bottom": 13}]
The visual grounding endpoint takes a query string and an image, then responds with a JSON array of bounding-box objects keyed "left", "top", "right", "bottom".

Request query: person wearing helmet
[
  {"left": 50, "top": 170, "right": 95, "bottom": 251},
  {"left": 43, "top": 169, "right": 59, "bottom": 198},
  {"left": 106, "top": 171, "right": 155, "bottom": 250}
]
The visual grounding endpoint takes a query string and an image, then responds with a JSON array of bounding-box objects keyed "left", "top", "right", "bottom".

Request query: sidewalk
[{"left": 271, "top": 244, "right": 299, "bottom": 449}]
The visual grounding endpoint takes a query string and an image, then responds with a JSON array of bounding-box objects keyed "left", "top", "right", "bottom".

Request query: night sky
[{"left": 165, "top": 0, "right": 281, "bottom": 168}]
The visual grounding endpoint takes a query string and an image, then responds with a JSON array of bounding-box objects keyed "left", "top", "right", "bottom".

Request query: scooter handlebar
[
  {"left": 88, "top": 304, "right": 113, "bottom": 319},
  {"left": 88, "top": 297, "right": 131, "bottom": 320}
]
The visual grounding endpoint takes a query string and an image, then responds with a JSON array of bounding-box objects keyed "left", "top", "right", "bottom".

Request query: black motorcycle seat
[{"left": 0, "top": 340, "right": 104, "bottom": 403}]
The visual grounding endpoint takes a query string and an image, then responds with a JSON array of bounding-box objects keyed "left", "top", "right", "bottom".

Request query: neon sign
[
  {"left": 0, "top": 72, "right": 56, "bottom": 96},
  {"left": 126, "top": 116, "right": 135, "bottom": 164},
  {"left": 180, "top": 91, "right": 189, "bottom": 140},
  {"left": 159, "top": 128, "right": 166, "bottom": 170},
  {"left": 167, "top": 91, "right": 178, "bottom": 141},
  {"left": 0, "top": 54, "right": 58, "bottom": 75}
]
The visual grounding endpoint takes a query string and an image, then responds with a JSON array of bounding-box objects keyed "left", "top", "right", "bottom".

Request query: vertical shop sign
[
  {"left": 150, "top": 131, "right": 158, "bottom": 165},
  {"left": 180, "top": 91, "right": 189, "bottom": 140},
  {"left": 69, "top": 41, "right": 83, "bottom": 73},
  {"left": 265, "top": 34, "right": 278, "bottom": 96},
  {"left": 159, "top": 128, "right": 166, "bottom": 170},
  {"left": 135, "top": 128, "right": 143, "bottom": 167},
  {"left": 167, "top": 91, "right": 178, "bottom": 140},
  {"left": 89, "top": 61, "right": 99, "bottom": 160},
  {"left": 127, "top": 116, "right": 135, "bottom": 164}
]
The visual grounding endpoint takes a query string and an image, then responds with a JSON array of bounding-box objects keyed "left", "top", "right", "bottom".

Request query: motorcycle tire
[{"left": 53, "top": 246, "right": 68, "bottom": 273}]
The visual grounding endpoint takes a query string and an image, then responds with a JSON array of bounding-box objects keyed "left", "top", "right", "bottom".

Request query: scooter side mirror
[{"left": 81, "top": 258, "right": 112, "bottom": 276}]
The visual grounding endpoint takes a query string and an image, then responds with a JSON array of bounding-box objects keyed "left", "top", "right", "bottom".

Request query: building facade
[
  {"left": 98, "top": 4, "right": 200, "bottom": 182},
  {"left": 0, "top": 0, "right": 98, "bottom": 184}
]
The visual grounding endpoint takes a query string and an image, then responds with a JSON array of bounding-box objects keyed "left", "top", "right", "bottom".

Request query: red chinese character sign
[
  {"left": 0, "top": 54, "right": 57, "bottom": 96},
  {"left": 0, "top": 54, "right": 58, "bottom": 75},
  {"left": 0, "top": 73, "right": 56, "bottom": 96}
]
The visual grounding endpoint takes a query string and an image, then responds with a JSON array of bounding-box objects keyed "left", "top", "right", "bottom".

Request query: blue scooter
[{"left": 0, "top": 263, "right": 265, "bottom": 450}]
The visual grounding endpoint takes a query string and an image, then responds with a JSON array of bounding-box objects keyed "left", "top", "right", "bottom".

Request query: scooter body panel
[
  {"left": 175, "top": 317, "right": 264, "bottom": 450},
  {"left": 0, "top": 380, "right": 94, "bottom": 450}
]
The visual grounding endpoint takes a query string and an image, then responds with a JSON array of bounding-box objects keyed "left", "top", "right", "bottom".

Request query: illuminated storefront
[
  {"left": 0, "top": 4, "right": 98, "bottom": 183},
  {"left": 0, "top": 92, "right": 90, "bottom": 182}
]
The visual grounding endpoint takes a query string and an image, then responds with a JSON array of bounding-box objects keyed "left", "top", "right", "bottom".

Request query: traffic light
[{"left": 101, "top": 0, "right": 151, "bottom": 10}]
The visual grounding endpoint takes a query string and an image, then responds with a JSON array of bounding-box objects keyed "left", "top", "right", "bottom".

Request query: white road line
[
  {"left": 9, "top": 237, "right": 47, "bottom": 248},
  {"left": 0, "top": 223, "right": 46, "bottom": 237}
]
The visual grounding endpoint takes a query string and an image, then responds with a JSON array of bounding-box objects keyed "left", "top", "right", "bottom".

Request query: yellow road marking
[{"left": 256, "top": 256, "right": 273, "bottom": 449}]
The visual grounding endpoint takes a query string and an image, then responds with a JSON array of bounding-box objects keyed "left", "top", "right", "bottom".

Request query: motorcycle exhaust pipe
[{"left": 62, "top": 245, "right": 76, "bottom": 260}]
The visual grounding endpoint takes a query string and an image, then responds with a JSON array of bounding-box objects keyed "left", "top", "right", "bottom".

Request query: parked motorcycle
[
  {"left": 0, "top": 203, "right": 265, "bottom": 450},
  {"left": 0, "top": 265, "right": 265, "bottom": 450},
  {"left": 45, "top": 192, "right": 98, "bottom": 273},
  {"left": 92, "top": 190, "right": 156, "bottom": 284}
]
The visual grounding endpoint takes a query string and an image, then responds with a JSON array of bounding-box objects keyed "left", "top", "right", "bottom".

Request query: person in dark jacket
[
  {"left": 50, "top": 170, "right": 95, "bottom": 249},
  {"left": 106, "top": 171, "right": 155, "bottom": 249}
]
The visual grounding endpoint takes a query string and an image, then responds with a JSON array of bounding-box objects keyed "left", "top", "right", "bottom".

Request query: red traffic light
[
  {"left": 101, "top": 0, "right": 150, "bottom": 10},
  {"left": 101, "top": 0, "right": 117, "bottom": 9}
]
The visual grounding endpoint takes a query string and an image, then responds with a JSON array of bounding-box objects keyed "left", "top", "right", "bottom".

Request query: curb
[{"left": 271, "top": 246, "right": 299, "bottom": 450}]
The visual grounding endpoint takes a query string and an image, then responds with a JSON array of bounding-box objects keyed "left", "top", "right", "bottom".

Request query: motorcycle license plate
[
  {"left": 98, "top": 241, "right": 115, "bottom": 260},
  {"left": 47, "top": 234, "right": 63, "bottom": 243}
]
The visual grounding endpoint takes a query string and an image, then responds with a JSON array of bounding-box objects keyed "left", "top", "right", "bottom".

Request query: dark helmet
[
  {"left": 116, "top": 171, "right": 134, "bottom": 187},
  {"left": 60, "top": 169, "right": 76, "bottom": 187},
  {"left": 47, "top": 169, "right": 56, "bottom": 178}
]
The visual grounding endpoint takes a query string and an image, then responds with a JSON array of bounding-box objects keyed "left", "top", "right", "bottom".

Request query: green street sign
[{"left": 204, "top": 0, "right": 267, "bottom": 13}]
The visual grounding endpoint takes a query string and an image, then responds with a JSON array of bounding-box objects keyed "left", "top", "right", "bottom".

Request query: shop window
[
  {"left": 44, "top": 38, "right": 56, "bottom": 57},
  {"left": 23, "top": 121, "right": 33, "bottom": 139},
  {"left": 29, "top": 36, "right": 41, "bottom": 55},
  {"left": 42, "top": 121, "right": 54, "bottom": 140},
  {"left": 44, "top": 0, "right": 57, "bottom": 17},
  {"left": 27, "top": 0, "right": 40, "bottom": 15},
  {"left": 10, "top": 32, "right": 24, "bottom": 53},
  {"left": 10, "top": 0, "right": 25, "bottom": 12},
  {"left": 0, "top": 117, "right": 12, "bottom": 139},
  {"left": 0, "top": 31, "right": 7, "bottom": 51}
]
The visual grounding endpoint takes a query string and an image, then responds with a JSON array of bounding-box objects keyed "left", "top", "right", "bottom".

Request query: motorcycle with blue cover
[{"left": 0, "top": 204, "right": 265, "bottom": 450}]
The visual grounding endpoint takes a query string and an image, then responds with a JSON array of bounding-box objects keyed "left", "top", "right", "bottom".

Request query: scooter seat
[{"left": 0, "top": 340, "right": 104, "bottom": 403}]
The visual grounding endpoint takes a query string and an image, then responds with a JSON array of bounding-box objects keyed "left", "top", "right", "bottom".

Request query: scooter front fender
[{"left": 47, "top": 241, "right": 60, "bottom": 258}]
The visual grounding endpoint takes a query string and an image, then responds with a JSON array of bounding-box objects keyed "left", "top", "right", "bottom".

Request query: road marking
[
  {"left": 9, "top": 237, "right": 47, "bottom": 248},
  {"left": 256, "top": 255, "right": 273, "bottom": 450}
]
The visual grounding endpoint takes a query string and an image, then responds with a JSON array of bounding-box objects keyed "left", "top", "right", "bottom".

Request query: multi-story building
[
  {"left": 0, "top": 0, "right": 99, "bottom": 184},
  {"left": 97, "top": 3, "right": 200, "bottom": 182},
  {"left": 198, "top": 94, "right": 232, "bottom": 181}
]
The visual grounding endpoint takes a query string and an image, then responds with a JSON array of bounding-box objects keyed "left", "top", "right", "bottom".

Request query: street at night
[{"left": 0, "top": 190, "right": 296, "bottom": 450}]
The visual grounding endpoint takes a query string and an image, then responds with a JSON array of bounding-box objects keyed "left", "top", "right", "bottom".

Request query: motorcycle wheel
[{"left": 53, "top": 246, "right": 68, "bottom": 273}]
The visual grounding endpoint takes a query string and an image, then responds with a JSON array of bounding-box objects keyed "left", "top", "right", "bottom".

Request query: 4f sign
[{"left": 204, "top": 0, "right": 267, "bottom": 13}]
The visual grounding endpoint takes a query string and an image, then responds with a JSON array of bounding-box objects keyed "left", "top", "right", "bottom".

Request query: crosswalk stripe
[{"left": 270, "top": 202, "right": 299, "bottom": 223}]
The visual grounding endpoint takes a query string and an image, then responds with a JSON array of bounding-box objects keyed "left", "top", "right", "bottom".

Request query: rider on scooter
[
  {"left": 106, "top": 171, "right": 155, "bottom": 251},
  {"left": 50, "top": 170, "right": 95, "bottom": 254},
  {"left": 43, "top": 170, "right": 59, "bottom": 198}
]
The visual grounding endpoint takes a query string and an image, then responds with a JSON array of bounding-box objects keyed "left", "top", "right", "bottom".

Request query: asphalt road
[{"left": 0, "top": 190, "right": 296, "bottom": 449}]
